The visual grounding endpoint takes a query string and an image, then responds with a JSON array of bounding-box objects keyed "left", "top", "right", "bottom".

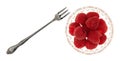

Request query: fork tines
[{"left": 58, "top": 7, "right": 70, "bottom": 19}]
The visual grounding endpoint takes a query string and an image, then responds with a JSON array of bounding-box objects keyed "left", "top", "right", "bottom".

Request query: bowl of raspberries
[{"left": 66, "top": 6, "right": 113, "bottom": 54}]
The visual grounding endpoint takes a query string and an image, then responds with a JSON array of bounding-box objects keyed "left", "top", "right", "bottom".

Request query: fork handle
[{"left": 7, "top": 18, "right": 56, "bottom": 54}]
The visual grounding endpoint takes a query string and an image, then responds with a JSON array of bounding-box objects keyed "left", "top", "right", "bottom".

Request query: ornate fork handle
[{"left": 6, "top": 19, "right": 55, "bottom": 54}]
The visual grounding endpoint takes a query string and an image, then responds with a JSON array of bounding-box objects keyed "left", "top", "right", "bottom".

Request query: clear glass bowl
[{"left": 66, "top": 6, "right": 113, "bottom": 55}]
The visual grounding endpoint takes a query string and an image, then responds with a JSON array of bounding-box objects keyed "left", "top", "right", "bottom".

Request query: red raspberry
[
  {"left": 97, "top": 19, "right": 108, "bottom": 34},
  {"left": 85, "top": 16, "right": 100, "bottom": 30},
  {"left": 86, "top": 40, "right": 98, "bottom": 50},
  {"left": 87, "top": 12, "right": 99, "bottom": 18},
  {"left": 69, "top": 22, "right": 79, "bottom": 35},
  {"left": 88, "top": 31, "right": 102, "bottom": 44},
  {"left": 75, "top": 13, "right": 87, "bottom": 25},
  {"left": 74, "top": 26, "right": 86, "bottom": 40},
  {"left": 74, "top": 37, "right": 86, "bottom": 48},
  {"left": 83, "top": 25, "right": 90, "bottom": 35},
  {"left": 99, "top": 34, "right": 107, "bottom": 45},
  {"left": 68, "top": 11, "right": 108, "bottom": 50}
]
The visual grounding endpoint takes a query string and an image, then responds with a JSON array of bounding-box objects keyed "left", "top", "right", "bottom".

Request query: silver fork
[{"left": 7, "top": 7, "right": 70, "bottom": 54}]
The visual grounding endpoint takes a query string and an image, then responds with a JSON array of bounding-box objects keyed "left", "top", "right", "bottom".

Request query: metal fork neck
[{"left": 18, "top": 18, "right": 56, "bottom": 46}]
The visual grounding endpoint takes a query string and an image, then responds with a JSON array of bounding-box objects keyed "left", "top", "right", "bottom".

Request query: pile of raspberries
[{"left": 69, "top": 12, "right": 108, "bottom": 50}]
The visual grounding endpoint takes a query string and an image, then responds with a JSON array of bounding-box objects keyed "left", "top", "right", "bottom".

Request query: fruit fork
[{"left": 7, "top": 7, "right": 70, "bottom": 54}]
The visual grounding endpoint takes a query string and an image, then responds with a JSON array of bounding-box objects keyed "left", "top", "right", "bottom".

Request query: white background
[{"left": 0, "top": 0, "right": 119, "bottom": 61}]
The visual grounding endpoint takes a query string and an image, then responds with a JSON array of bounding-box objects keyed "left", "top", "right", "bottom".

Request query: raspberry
[
  {"left": 74, "top": 26, "right": 86, "bottom": 40},
  {"left": 86, "top": 40, "right": 98, "bottom": 50},
  {"left": 83, "top": 25, "right": 90, "bottom": 34},
  {"left": 68, "top": 11, "right": 108, "bottom": 50},
  {"left": 97, "top": 19, "right": 108, "bottom": 33},
  {"left": 85, "top": 16, "right": 100, "bottom": 30},
  {"left": 74, "top": 37, "right": 86, "bottom": 48},
  {"left": 75, "top": 13, "right": 87, "bottom": 25},
  {"left": 69, "top": 22, "right": 79, "bottom": 35},
  {"left": 99, "top": 34, "right": 107, "bottom": 45},
  {"left": 88, "top": 31, "right": 102, "bottom": 44},
  {"left": 87, "top": 12, "right": 99, "bottom": 18}
]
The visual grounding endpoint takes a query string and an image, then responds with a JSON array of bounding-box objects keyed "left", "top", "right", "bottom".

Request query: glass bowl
[{"left": 65, "top": 6, "right": 113, "bottom": 55}]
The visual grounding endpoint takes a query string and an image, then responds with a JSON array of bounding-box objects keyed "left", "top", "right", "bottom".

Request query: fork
[{"left": 7, "top": 7, "right": 70, "bottom": 54}]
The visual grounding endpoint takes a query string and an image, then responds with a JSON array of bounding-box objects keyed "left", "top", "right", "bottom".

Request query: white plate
[{"left": 66, "top": 6, "right": 113, "bottom": 55}]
